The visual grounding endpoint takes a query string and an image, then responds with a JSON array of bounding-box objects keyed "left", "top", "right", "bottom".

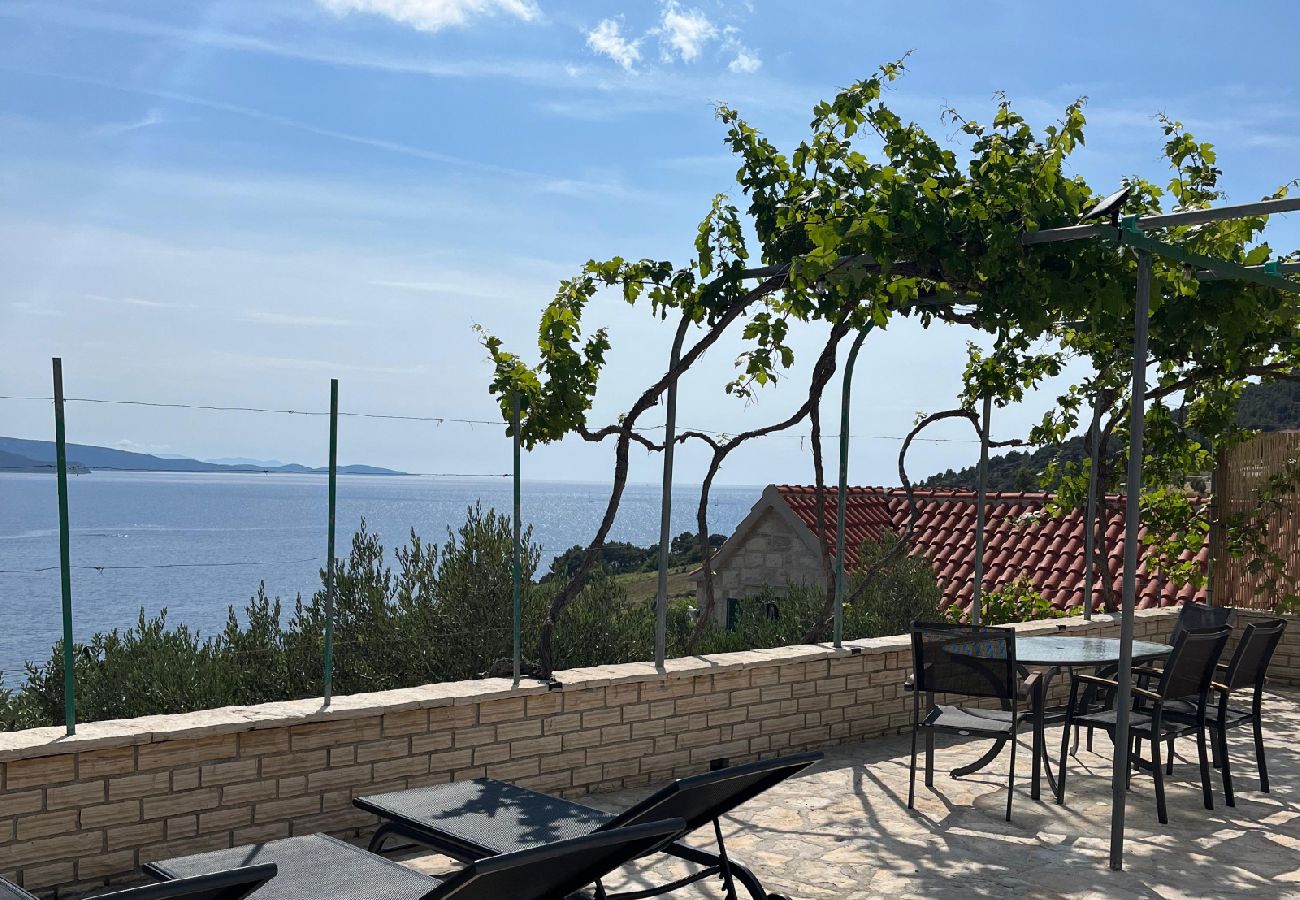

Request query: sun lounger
[
  {"left": 1, "top": 866, "right": 275, "bottom": 900},
  {"left": 355, "top": 752, "right": 821, "bottom": 900},
  {"left": 145, "top": 819, "right": 682, "bottom": 900}
]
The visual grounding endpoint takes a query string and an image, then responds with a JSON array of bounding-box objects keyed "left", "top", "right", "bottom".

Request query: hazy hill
[
  {"left": 922, "top": 380, "right": 1298, "bottom": 491},
  {"left": 0, "top": 437, "right": 405, "bottom": 476}
]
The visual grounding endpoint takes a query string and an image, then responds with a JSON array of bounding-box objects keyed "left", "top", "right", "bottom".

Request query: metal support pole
[
  {"left": 1082, "top": 399, "right": 1103, "bottom": 620},
  {"left": 1110, "top": 250, "right": 1152, "bottom": 871},
  {"left": 654, "top": 342, "right": 680, "bottom": 669},
  {"left": 511, "top": 392, "right": 523, "bottom": 686},
  {"left": 52, "top": 358, "right": 76, "bottom": 735},
  {"left": 834, "top": 326, "right": 871, "bottom": 648},
  {"left": 323, "top": 379, "right": 338, "bottom": 706},
  {"left": 970, "top": 394, "right": 992, "bottom": 626}
]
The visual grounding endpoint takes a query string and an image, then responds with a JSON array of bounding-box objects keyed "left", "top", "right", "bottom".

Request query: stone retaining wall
[{"left": 0, "top": 609, "right": 1180, "bottom": 897}]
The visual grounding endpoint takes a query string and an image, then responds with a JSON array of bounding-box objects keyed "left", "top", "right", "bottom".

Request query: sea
[{"left": 0, "top": 472, "right": 759, "bottom": 679}]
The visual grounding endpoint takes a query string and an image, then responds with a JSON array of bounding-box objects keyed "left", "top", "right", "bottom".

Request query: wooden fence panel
[{"left": 1210, "top": 431, "right": 1300, "bottom": 610}]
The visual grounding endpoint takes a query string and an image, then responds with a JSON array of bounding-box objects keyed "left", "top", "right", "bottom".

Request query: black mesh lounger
[
  {"left": 1, "top": 866, "right": 275, "bottom": 900},
  {"left": 354, "top": 752, "right": 822, "bottom": 900},
  {"left": 145, "top": 821, "right": 682, "bottom": 900}
]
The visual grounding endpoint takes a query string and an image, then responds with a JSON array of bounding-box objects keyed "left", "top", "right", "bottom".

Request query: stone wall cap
[{"left": 0, "top": 608, "right": 1182, "bottom": 762}]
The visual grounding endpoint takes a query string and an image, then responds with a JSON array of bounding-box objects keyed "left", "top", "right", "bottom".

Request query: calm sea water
[{"left": 0, "top": 472, "right": 758, "bottom": 678}]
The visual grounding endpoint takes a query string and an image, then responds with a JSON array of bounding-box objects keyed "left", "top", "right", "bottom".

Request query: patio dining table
[{"left": 949, "top": 635, "right": 1173, "bottom": 799}]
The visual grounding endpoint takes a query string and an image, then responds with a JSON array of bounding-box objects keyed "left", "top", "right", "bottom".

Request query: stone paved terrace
[{"left": 402, "top": 689, "right": 1300, "bottom": 899}]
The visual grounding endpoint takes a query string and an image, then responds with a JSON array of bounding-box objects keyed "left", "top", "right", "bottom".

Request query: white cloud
[
  {"left": 585, "top": 18, "right": 641, "bottom": 72},
  {"left": 728, "top": 48, "right": 761, "bottom": 74},
  {"left": 658, "top": 2, "right": 717, "bottom": 63},
  {"left": 317, "top": 0, "right": 539, "bottom": 32}
]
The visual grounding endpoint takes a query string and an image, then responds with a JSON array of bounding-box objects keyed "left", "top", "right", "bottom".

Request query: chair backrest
[
  {"left": 1157, "top": 625, "right": 1232, "bottom": 702},
  {"left": 911, "top": 621, "right": 1017, "bottom": 700},
  {"left": 1222, "top": 618, "right": 1288, "bottom": 692},
  {"left": 604, "top": 751, "right": 821, "bottom": 834},
  {"left": 93, "top": 866, "right": 276, "bottom": 900},
  {"left": 1169, "top": 602, "right": 1234, "bottom": 645},
  {"left": 422, "top": 819, "right": 684, "bottom": 900}
]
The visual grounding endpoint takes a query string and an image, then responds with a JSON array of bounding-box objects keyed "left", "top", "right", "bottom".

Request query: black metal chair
[
  {"left": 147, "top": 820, "right": 683, "bottom": 900},
  {"left": 1057, "top": 624, "right": 1231, "bottom": 824},
  {"left": 907, "top": 621, "right": 1040, "bottom": 822},
  {"left": 1168, "top": 601, "right": 1236, "bottom": 644},
  {"left": 1073, "top": 601, "right": 1236, "bottom": 754},
  {"left": 1163, "top": 617, "right": 1287, "bottom": 805},
  {"left": 356, "top": 752, "right": 821, "bottom": 900},
  {"left": 1, "top": 866, "right": 275, "bottom": 900}
]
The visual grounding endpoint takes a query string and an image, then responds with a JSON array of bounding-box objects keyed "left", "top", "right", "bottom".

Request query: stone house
[{"left": 692, "top": 484, "right": 1206, "bottom": 626}]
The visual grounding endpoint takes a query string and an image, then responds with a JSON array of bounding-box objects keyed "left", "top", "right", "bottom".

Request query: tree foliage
[{"left": 481, "top": 60, "right": 1298, "bottom": 669}]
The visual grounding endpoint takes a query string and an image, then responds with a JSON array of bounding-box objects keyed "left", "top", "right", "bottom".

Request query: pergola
[{"left": 489, "top": 192, "right": 1300, "bottom": 868}]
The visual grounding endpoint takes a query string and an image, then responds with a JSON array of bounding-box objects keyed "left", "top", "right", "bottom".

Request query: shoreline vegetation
[{"left": 0, "top": 504, "right": 943, "bottom": 732}]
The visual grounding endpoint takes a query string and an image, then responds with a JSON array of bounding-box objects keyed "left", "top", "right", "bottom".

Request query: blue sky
[{"left": 1, "top": 0, "right": 1297, "bottom": 486}]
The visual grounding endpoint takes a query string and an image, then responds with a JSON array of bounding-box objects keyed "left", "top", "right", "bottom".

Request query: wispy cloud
[
  {"left": 316, "top": 0, "right": 540, "bottom": 32},
  {"left": 657, "top": 2, "right": 716, "bottom": 63},
  {"left": 585, "top": 18, "right": 641, "bottom": 72},
  {"left": 91, "top": 108, "right": 169, "bottom": 138},
  {"left": 0, "top": 5, "right": 569, "bottom": 87},
  {"left": 212, "top": 351, "right": 429, "bottom": 377},
  {"left": 243, "top": 311, "right": 360, "bottom": 327},
  {"left": 85, "top": 292, "right": 192, "bottom": 309},
  {"left": 9, "top": 301, "right": 64, "bottom": 318}
]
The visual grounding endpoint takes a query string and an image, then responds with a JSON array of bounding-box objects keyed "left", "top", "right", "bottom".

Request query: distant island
[{"left": 0, "top": 436, "right": 407, "bottom": 476}]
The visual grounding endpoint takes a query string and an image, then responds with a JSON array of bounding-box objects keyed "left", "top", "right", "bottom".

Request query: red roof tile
[{"left": 773, "top": 485, "right": 1206, "bottom": 615}]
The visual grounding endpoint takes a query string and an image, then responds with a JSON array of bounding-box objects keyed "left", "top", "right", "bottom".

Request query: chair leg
[
  {"left": 1057, "top": 708, "right": 1073, "bottom": 805},
  {"left": 908, "top": 724, "right": 919, "bottom": 809},
  {"left": 925, "top": 730, "right": 935, "bottom": 788},
  {"left": 1254, "top": 716, "right": 1270, "bottom": 793},
  {"left": 1196, "top": 727, "right": 1213, "bottom": 811},
  {"left": 1165, "top": 738, "right": 1174, "bottom": 776},
  {"left": 1151, "top": 737, "right": 1168, "bottom": 825},
  {"left": 1006, "top": 726, "right": 1018, "bottom": 822},
  {"left": 1218, "top": 727, "right": 1235, "bottom": 808}
]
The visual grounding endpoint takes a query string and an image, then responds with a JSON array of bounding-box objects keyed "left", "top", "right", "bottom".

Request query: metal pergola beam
[{"left": 1022, "top": 196, "right": 1300, "bottom": 246}]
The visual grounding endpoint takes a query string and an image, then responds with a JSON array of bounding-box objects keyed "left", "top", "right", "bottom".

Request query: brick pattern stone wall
[
  {"left": 0, "top": 609, "right": 1180, "bottom": 897},
  {"left": 697, "top": 507, "right": 825, "bottom": 625}
]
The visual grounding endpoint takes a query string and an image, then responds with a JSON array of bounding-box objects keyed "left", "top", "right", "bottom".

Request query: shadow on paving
[{"left": 399, "top": 688, "right": 1300, "bottom": 899}]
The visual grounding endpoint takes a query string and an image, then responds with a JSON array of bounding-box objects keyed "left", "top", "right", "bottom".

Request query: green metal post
[
  {"left": 970, "top": 394, "right": 992, "bottom": 626},
  {"left": 52, "top": 358, "right": 76, "bottom": 735},
  {"left": 323, "top": 379, "right": 338, "bottom": 706},
  {"left": 834, "top": 325, "right": 872, "bottom": 649},
  {"left": 511, "top": 392, "right": 522, "bottom": 687}
]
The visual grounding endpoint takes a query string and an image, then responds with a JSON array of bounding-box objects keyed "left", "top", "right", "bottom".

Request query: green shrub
[
  {"left": 963, "top": 575, "right": 1078, "bottom": 625},
  {"left": 0, "top": 519, "right": 947, "bottom": 731}
]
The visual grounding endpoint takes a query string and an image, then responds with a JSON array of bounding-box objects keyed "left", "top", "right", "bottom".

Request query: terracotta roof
[{"left": 773, "top": 485, "right": 1207, "bottom": 615}]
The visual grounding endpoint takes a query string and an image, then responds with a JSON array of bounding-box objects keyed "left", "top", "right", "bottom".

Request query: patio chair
[
  {"left": 907, "top": 621, "right": 1040, "bottom": 822},
  {"left": 354, "top": 752, "right": 821, "bottom": 900},
  {"left": 1056, "top": 624, "right": 1231, "bottom": 824},
  {"left": 145, "top": 819, "right": 683, "bottom": 900},
  {"left": 1162, "top": 617, "right": 1287, "bottom": 805},
  {"left": 1074, "top": 601, "right": 1236, "bottom": 754},
  {"left": 0, "top": 866, "right": 275, "bottom": 900}
]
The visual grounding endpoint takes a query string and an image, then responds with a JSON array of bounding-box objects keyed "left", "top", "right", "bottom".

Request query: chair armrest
[
  {"left": 1210, "top": 681, "right": 1232, "bottom": 695},
  {"left": 1073, "top": 672, "right": 1118, "bottom": 689},
  {"left": 1133, "top": 666, "right": 1164, "bottom": 677},
  {"left": 1019, "top": 671, "right": 1041, "bottom": 701},
  {"left": 1132, "top": 686, "right": 1163, "bottom": 703}
]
